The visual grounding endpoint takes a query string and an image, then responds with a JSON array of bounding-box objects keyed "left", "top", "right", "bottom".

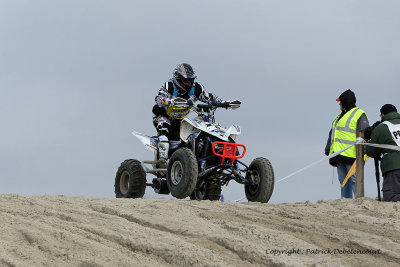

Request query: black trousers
[
  {"left": 382, "top": 169, "right": 400, "bottom": 202},
  {"left": 152, "top": 115, "right": 181, "bottom": 141}
]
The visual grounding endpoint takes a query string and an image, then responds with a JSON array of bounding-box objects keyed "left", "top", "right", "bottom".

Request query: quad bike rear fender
[{"left": 132, "top": 131, "right": 158, "bottom": 151}]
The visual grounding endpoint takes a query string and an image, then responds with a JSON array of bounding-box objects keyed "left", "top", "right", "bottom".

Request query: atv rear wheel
[
  {"left": 190, "top": 181, "right": 221, "bottom": 201},
  {"left": 190, "top": 181, "right": 206, "bottom": 200},
  {"left": 115, "top": 159, "right": 146, "bottom": 198},
  {"left": 245, "top": 157, "right": 274, "bottom": 203},
  {"left": 167, "top": 148, "right": 198, "bottom": 199},
  {"left": 206, "top": 184, "right": 222, "bottom": 201}
]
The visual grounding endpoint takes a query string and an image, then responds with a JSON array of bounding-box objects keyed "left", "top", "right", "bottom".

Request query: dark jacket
[{"left": 366, "top": 112, "right": 400, "bottom": 175}]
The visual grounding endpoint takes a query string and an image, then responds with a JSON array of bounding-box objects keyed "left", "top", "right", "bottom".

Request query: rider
[{"left": 152, "top": 63, "right": 228, "bottom": 162}]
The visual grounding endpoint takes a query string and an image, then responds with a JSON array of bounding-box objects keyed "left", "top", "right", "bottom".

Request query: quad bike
[{"left": 114, "top": 98, "right": 274, "bottom": 203}]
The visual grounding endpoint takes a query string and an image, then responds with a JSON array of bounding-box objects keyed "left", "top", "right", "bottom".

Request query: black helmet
[{"left": 173, "top": 63, "right": 197, "bottom": 91}]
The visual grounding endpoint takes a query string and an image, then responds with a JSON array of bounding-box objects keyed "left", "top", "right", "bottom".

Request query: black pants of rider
[
  {"left": 152, "top": 115, "right": 180, "bottom": 141},
  {"left": 382, "top": 169, "right": 400, "bottom": 202}
]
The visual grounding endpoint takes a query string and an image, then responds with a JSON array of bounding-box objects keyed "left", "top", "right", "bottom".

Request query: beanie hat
[
  {"left": 336, "top": 89, "right": 356, "bottom": 111},
  {"left": 380, "top": 104, "right": 397, "bottom": 115}
]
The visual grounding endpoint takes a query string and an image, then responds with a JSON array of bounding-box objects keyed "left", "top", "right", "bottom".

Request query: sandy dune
[{"left": 0, "top": 194, "right": 399, "bottom": 266}]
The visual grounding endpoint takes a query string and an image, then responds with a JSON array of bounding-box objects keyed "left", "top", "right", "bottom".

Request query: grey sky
[{"left": 1, "top": 0, "right": 399, "bottom": 203}]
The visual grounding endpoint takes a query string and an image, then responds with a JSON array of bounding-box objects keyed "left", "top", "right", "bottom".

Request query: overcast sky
[{"left": 1, "top": 0, "right": 399, "bottom": 203}]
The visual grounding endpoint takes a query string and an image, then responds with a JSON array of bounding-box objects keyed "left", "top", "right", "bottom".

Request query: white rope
[
  {"left": 275, "top": 144, "right": 354, "bottom": 184},
  {"left": 234, "top": 141, "right": 400, "bottom": 202}
]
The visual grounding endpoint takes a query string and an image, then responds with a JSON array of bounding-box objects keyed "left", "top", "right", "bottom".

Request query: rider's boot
[{"left": 157, "top": 135, "right": 169, "bottom": 168}]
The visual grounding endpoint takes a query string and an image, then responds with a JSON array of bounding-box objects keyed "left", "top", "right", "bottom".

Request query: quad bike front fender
[{"left": 180, "top": 118, "right": 241, "bottom": 142}]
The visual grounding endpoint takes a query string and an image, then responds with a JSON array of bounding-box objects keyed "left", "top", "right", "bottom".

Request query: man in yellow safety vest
[{"left": 325, "top": 89, "right": 369, "bottom": 198}]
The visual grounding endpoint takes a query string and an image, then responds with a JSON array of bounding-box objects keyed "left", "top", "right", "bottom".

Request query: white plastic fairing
[
  {"left": 180, "top": 118, "right": 241, "bottom": 142},
  {"left": 180, "top": 119, "right": 199, "bottom": 142},
  {"left": 226, "top": 124, "right": 241, "bottom": 141},
  {"left": 132, "top": 131, "right": 157, "bottom": 151}
]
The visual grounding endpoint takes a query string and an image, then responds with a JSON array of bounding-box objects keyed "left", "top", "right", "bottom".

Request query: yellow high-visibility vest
[{"left": 329, "top": 107, "right": 367, "bottom": 158}]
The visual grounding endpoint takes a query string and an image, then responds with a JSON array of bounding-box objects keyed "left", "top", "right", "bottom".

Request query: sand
[{"left": 0, "top": 194, "right": 399, "bottom": 267}]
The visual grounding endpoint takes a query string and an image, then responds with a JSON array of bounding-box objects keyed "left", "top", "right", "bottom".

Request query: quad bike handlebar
[
  {"left": 171, "top": 97, "right": 241, "bottom": 110},
  {"left": 169, "top": 97, "right": 241, "bottom": 123},
  {"left": 196, "top": 99, "right": 241, "bottom": 111}
]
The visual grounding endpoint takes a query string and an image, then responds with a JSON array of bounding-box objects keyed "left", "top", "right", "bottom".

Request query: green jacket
[{"left": 366, "top": 112, "right": 400, "bottom": 175}]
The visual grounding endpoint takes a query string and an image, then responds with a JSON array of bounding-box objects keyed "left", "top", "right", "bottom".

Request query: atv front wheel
[
  {"left": 115, "top": 159, "right": 146, "bottom": 198},
  {"left": 245, "top": 157, "right": 274, "bottom": 203},
  {"left": 167, "top": 148, "right": 198, "bottom": 199}
]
